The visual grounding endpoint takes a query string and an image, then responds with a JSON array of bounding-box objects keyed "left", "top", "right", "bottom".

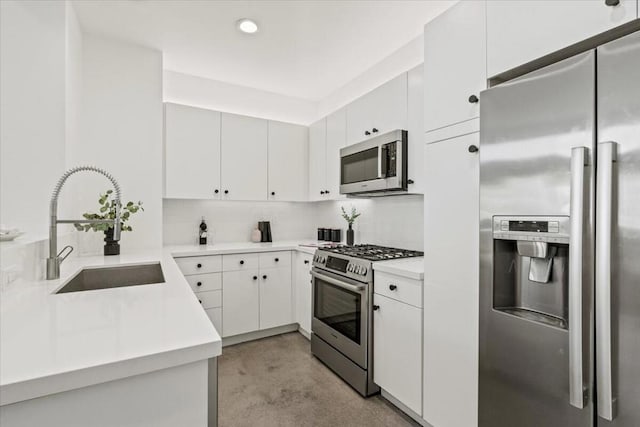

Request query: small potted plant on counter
[
  {"left": 75, "top": 190, "right": 143, "bottom": 255},
  {"left": 341, "top": 206, "right": 361, "bottom": 246}
]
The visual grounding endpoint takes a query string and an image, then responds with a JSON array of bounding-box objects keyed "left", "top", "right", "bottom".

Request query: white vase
[{"left": 251, "top": 228, "right": 262, "bottom": 243}]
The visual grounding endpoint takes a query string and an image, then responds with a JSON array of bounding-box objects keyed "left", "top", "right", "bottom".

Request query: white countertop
[
  {"left": 373, "top": 257, "right": 424, "bottom": 280},
  {"left": 0, "top": 250, "right": 221, "bottom": 406},
  {"left": 166, "top": 240, "right": 333, "bottom": 257}
]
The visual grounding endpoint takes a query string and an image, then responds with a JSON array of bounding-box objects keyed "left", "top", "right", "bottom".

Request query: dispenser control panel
[{"left": 493, "top": 216, "right": 569, "bottom": 243}]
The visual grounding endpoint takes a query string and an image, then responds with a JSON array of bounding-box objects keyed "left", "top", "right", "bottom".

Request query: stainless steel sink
[{"left": 56, "top": 263, "right": 165, "bottom": 294}]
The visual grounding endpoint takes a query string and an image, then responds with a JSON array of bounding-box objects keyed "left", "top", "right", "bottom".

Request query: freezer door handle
[
  {"left": 596, "top": 141, "right": 617, "bottom": 421},
  {"left": 569, "top": 146, "right": 588, "bottom": 409}
]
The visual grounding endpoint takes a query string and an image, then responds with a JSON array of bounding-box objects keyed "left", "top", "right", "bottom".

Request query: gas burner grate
[{"left": 324, "top": 244, "right": 423, "bottom": 261}]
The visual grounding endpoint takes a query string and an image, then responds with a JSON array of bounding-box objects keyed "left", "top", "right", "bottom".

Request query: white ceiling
[{"left": 72, "top": 0, "right": 455, "bottom": 102}]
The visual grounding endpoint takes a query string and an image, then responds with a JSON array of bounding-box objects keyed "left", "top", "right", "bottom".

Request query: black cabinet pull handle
[
  {"left": 365, "top": 130, "right": 371, "bottom": 136},
  {"left": 468, "top": 94, "right": 479, "bottom": 104},
  {"left": 197, "top": 263, "right": 202, "bottom": 268},
  {"left": 320, "top": 191, "right": 325, "bottom": 195},
  {"left": 240, "top": 260, "right": 244, "bottom": 265},
  {"left": 325, "top": 190, "right": 330, "bottom": 194},
  {"left": 304, "top": 260, "right": 309, "bottom": 264},
  {"left": 262, "top": 275, "right": 267, "bottom": 279},
  {"left": 214, "top": 189, "right": 219, "bottom": 194},
  {"left": 197, "top": 282, "right": 202, "bottom": 287},
  {"left": 275, "top": 258, "right": 279, "bottom": 262},
  {"left": 605, "top": 0, "right": 620, "bottom": 5},
  {"left": 253, "top": 276, "right": 258, "bottom": 280},
  {"left": 224, "top": 190, "right": 229, "bottom": 194},
  {"left": 198, "top": 299, "right": 202, "bottom": 304},
  {"left": 468, "top": 145, "right": 479, "bottom": 153},
  {"left": 389, "top": 284, "right": 397, "bottom": 291},
  {"left": 372, "top": 305, "right": 380, "bottom": 311},
  {"left": 271, "top": 191, "right": 275, "bottom": 196},
  {"left": 372, "top": 128, "right": 379, "bottom": 133}
]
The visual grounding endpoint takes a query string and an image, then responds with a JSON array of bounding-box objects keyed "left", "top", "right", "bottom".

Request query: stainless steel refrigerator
[{"left": 479, "top": 30, "right": 640, "bottom": 427}]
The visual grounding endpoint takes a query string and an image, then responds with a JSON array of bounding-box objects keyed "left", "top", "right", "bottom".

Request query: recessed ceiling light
[{"left": 237, "top": 19, "right": 259, "bottom": 34}]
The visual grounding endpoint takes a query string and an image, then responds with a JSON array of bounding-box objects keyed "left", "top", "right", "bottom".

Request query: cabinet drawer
[
  {"left": 205, "top": 307, "right": 222, "bottom": 333},
  {"left": 174, "top": 255, "right": 222, "bottom": 275},
  {"left": 374, "top": 271, "right": 422, "bottom": 308},
  {"left": 259, "top": 251, "right": 292, "bottom": 269},
  {"left": 196, "top": 290, "right": 222, "bottom": 309},
  {"left": 223, "top": 253, "right": 259, "bottom": 271},
  {"left": 185, "top": 273, "right": 222, "bottom": 293}
]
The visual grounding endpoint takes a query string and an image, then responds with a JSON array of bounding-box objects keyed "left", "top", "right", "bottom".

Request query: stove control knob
[
  {"left": 362, "top": 267, "right": 368, "bottom": 275},
  {"left": 347, "top": 264, "right": 353, "bottom": 272}
]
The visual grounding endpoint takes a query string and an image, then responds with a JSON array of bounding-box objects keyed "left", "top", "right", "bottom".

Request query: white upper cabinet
[
  {"left": 325, "top": 108, "right": 347, "bottom": 199},
  {"left": 346, "top": 73, "right": 408, "bottom": 145},
  {"left": 308, "top": 118, "right": 327, "bottom": 201},
  {"left": 423, "top": 0, "right": 486, "bottom": 134},
  {"left": 407, "top": 64, "right": 424, "bottom": 194},
  {"left": 487, "top": 0, "right": 638, "bottom": 77},
  {"left": 220, "top": 113, "right": 268, "bottom": 201},
  {"left": 308, "top": 109, "right": 346, "bottom": 201},
  {"left": 164, "top": 103, "right": 221, "bottom": 199},
  {"left": 267, "top": 121, "right": 308, "bottom": 201}
]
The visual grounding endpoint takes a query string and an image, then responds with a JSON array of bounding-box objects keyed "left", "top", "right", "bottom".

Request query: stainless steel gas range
[{"left": 310, "top": 244, "right": 423, "bottom": 396}]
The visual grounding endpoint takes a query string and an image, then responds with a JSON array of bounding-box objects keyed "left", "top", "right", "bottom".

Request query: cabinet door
[
  {"left": 423, "top": 133, "right": 479, "bottom": 427},
  {"left": 164, "top": 103, "right": 221, "bottom": 199},
  {"left": 268, "top": 121, "right": 308, "bottom": 201},
  {"left": 487, "top": 0, "right": 637, "bottom": 77},
  {"left": 220, "top": 113, "right": 268, "bottom": 201},
  {"left": 259, "top": 267, "right": 293, "bottom": 330},
  {"left": 325, "top": 108, "right": 347, "bottom": 199},
  {"left": 407, "top": 64, "right": 424, "bottom": 194},
  {"left": 423, "top": 0, "right": 486, "bottom": 133},
  {"left": 346, "top": 73, "right": 408, "bottom": 145},
  {"left": 222, "top": 270, "right": 260, "bottom": 337},
  {"left": 295, "top": 253, "right": 313, "bottom": 334},
  {"left": 373, "top": 294, "right": 422, "bottom": 415},
  {"left": 308, "top": 118, "right": 327, "bottom": 201}
]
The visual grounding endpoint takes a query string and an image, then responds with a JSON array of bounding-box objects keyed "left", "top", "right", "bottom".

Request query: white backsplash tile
[{"left": 163, "top": 195, "right": 424, "bottom": 251}]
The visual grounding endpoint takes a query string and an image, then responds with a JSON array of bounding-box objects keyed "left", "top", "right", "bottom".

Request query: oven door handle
[{"left": 312, "top": 271, "right": 366, "bottom": 293}]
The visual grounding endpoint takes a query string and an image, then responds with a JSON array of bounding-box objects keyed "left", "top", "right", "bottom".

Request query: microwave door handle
[{"left": 378, "top": 145, "right": 383, "bottom": 178}]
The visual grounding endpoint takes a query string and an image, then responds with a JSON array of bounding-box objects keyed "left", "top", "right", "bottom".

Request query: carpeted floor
[{"left": 218, "top": 332, "right": 420, "bottom": 427}]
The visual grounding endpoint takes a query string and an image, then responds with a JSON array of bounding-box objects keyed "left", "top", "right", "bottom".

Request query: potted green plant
[
  {"left": 74, "top": 190, "right": 143, "bottom": 255},
  {"left": 341, "top": 206, "right": 361, "bottom": 246}
]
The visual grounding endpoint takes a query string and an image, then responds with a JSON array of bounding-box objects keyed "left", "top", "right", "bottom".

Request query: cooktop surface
[{"left": 322, "top": 244, "right": 424, "bottom": 261}]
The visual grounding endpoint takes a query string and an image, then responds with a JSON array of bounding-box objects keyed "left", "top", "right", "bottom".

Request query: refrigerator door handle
[
  {"left": 596, "top": 141, "right": 617, "bottom": 421},
  {"left": 569, "top": 146, "right": 588, "bottom": 409}
]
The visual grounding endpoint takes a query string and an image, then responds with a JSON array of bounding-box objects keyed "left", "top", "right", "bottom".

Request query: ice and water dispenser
[{"left": 492, "top": 216, "right": 570, "bottom": 329}]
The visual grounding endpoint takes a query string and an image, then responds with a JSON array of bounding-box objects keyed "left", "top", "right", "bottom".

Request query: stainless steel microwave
[{"left": 339, "top": 129, "right": 407, "bottom": 196}]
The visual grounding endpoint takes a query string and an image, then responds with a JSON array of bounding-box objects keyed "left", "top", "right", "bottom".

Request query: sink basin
[{"left": 56, "top": 263, "right": 165, "bottom": 294}]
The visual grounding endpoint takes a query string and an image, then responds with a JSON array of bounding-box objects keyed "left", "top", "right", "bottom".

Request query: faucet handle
[{"left": 58, "top": 245, "right": 74, "bottom": 263}]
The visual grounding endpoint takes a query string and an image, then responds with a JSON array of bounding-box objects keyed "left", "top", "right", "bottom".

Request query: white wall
[
  {"left": 163, "top": 71, "right": 318, "bottom": 126},
  {"left": 163, "top": 196, "right": 423, "bottom": 251},
  {"left": 72, "top": 35, "right": 163, "bottom": 252},
  {"left": 163, "top": 34, "right": 424, "bottom": 126},
  {"left": 318, "top": 35, "right": 424, "bottom": 119},
  {"left": 0, "top": 0, "right": 67, "bottom": 238}
]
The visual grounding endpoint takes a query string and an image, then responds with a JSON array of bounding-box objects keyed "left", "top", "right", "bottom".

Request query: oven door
[{"left": 311, "top": 268, "right": 369, "bottom": 369}]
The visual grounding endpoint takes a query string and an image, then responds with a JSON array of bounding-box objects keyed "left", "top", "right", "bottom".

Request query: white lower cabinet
[
  {"left": 205, "top": 307, "right": 222, "bottom": 333},
  {"left": 222, "top": 269, "right": 260, "bottom": 337},
  {"left": 259, "top": 267, "right": 293, "bottom": 330},
  {"left": 295, "top": 253, "right": 313, "bottom": 335},
  {"left": 373, "top": 293, "right": 422, "bottom": 416},
  {"left": 423, "top": 132, "right": 479, "bottom": 427}
]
